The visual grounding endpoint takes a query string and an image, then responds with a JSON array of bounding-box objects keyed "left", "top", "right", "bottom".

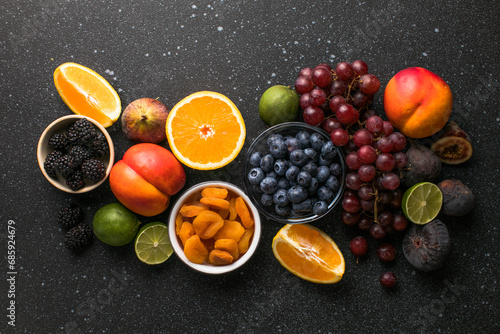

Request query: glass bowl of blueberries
[{"left": 244, "top": 122, "right": 346, "bottom": 224}]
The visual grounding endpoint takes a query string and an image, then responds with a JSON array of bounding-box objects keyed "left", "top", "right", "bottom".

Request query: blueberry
[
  {"left": 260, "top": 177, "right": 278, "bottom": 194},
  {"left": 325, "top": 175, "right": 340, "bottom": 191},
  {"left": 289, "top": 149, "right": 308, "bottom": 167},
  {"left": 252, "top": 184, "right": 263, "bottom": 194},
  {"left": 318, "top": 154, "right": 334, "bottom": 166},
  {"left": 269, "top": 138, "right": 288, "bottom": 158},
  {"left": 260, "top": 154, "right": 274, "bottom": 172},
  {"left": 321, "top": 141, "right": 338, "bottom": 160},
  {"left": 248, "top": 167, "right": 265, "bottom": 185},
  {"left": 292, "top": 199, "right": 313, "bottom": 213},
  {"left": 267, "top": 134, "right": 284, "bottom": 147},
  {"left": 274, "top": 159, "right": 290, "bottom": 176},
  {"left": 277, "top": 177, "right": 290, "bottom": 189},
  {"left": 275, "top": 204, "right": 291, "bottom": 216},
  {"left": 249, "top": 152, "right": 263, "bottom": 167},
  {"left": 317, "top": 186, "right": 334, "bottom": 203},
  {"left": 285, "top": 137, "right": 301, "bottom": 153},
  {"left": 287, "top": 185, "right": 308, "bottom": 204},
  {"left": 313, "top": 201, "right": 329, "bottom": 216},
  {"left": 273, "top": 188, "right": 290, "bottom": 206},
  {"left": 295, "top": 131, "right": 311, "bottom": 149},
  {"left": 261, "top": 193, "right": 273, "bottom": 206},
  {"left": 285, "top": 165, "right": 300, "bottom": 181},
  {"left": 301, "top": 161, "right": 318, "bottom": 176},
  {"left": 310, "top": 133, "right": 327, "bottom": 151},
  {"left": 304, "top": 147, "right": 318, "bottom": 162},
  {"left": 316, "top": 166, "right": 330, "bottom": 183},
  {"left": 266, "top": 171, "right": 277, "bottom": 179},
  {"left": 307, "top": 177, "right": 319, "bottom": 193},
  {"left": 297, "top": 171, "right": 312, "bottom": 187},
  {"left": 329, "top": 162, "right": 342, "bottom": 176}
]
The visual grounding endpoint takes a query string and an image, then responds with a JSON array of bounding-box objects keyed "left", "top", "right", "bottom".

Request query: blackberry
[
  {"left": 66, "top": 118, "right": 97, "bottom": 146},
  {"left": 66, "top": 170, "right": 84, "bottom": 191},
  {"left": 54, "top": 155, "right": 78, "bottom": 177},
  {"left": 90, "top": 132, "right": 109, "bottom": 158},
  {"left": 43, "top": 150, "right": 63, "bottom": 177},
  {"left": 81, "top": 158, "right": 106, "bottom": 181},
  {"left": 69, "top": 145, "right": 94, "bottom": 166},
  {"left": 48, "top": 133, "right": 70, "bottom": 151},
  {"left": 64, "top": 223, "right": 93, "bottom": 252},
  {"left": 58, "top": 203, "right": 83, "bottom": 229}
]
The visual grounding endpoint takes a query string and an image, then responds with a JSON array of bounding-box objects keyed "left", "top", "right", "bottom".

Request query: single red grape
[
  {"left": 351, "top": 60, "right": 368, "bottom": 76},
  {"left": 377, "top": 243, "right": 396, "bottom": 262},
  {"left": 312, "top": 67, "right": 332, "bottom": 88},
  {"left": 303, "top": 106, "right": 325, "bottom": 126},
  {"left": 350, "top": 236, "right": 368, "bottom": 257},
  {"left": 330, "top": 128, "right": 350, "bottom": 146},
  {"left": 380, "top": 272, "right": 397, "bottom": 288},
  {"left": 294, "top": 76, "right": 314, "bottom": 94},
  {"left": 358, "top": 73, "right": 381, "bottom": 95}
]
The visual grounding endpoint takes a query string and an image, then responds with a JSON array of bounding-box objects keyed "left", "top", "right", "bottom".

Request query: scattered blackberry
[
  {"left": 66, "top": 170, "right": 84, "bottom": 191},
  {"left": 54, "top": 155, "right": 78, "bottom": 177},
  {"left": 69, "top": 145, "right": 94, "bottom": 166},
  {"left": 81, "top": 158, "right": 106, "bottom": 181},
  {"left": 66, "top": 118, "right": 97, "bottom": 146},
  {"left": 90, "top": 132, "right": 109, "bottom": 158},
  {"left": 64, "top": 223, "right": 93, "bottom": 252},
  {"left": 58, "top": 203, "right": 83, "bottom": 229},
  {"left": 48, "top": 133, "right": 70, "bottom": 151},
  {"left": 44, "top": 150, "right": 63, "bottom": 177}
]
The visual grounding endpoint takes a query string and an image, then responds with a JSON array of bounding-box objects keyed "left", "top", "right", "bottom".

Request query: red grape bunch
[{"left": 294, "top": 60, "right": 409, "bottom": 240}]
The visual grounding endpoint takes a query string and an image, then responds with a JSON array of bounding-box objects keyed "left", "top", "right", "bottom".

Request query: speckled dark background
[{"left": 1, "top": 1, "right": 499, "bottom": 333}]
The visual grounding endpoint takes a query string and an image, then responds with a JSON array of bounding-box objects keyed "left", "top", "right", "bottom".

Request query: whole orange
[{"left": 383, "top": 67, "right": 453, "bottom": 139}]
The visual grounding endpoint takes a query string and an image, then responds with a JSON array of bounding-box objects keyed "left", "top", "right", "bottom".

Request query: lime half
[
  {"left": 402, "top": 182, "right": 443, "bottom": 225},
  {"left": 134, "top": 222, "right": 173, "bottom": 265}
]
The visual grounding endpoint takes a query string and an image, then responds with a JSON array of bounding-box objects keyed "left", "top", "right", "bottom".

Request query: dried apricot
[
  {"left": 179, "top": 201, "right": 209, "bottom": 218},
  {"left": 200, "top": 197, "right": 230, "bottom": 210},
  {"left": 183, "top": 235, "right": 208, "bottom": 264},
  {"left": 238, "top": 227, "right": 254, "bottom": 255},
  {"left": 201, "top": 187, "right": 228, "bottom": 199},
  {"left": 215, "top": 239, "right": 239, "bottom": 260},
  {"left": 175, "top": 213, "right": 184, "bottom": 235},
  {"left": 218, "top": 208, "right": 230, "bottom": 220},
  {"left": 208, "top": 249, "right": 234, "bottom": 265},
  {"left": 235, "top": 197, "right": 253, "bottom": 228},
  {"left": 228, "top": 197, "right": 237, "bottom": 220},
  {"left": 179, "top": 222, "right": 195, "bottom": 246},
  {"left": 192, "top": 210, "right": 224, "bottom": 239},
  {"left": 213, "top": 220, "right": 245, "bottom": 242}
]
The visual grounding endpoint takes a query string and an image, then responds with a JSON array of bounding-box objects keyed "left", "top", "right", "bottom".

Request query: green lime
[
  {"left": 134, "top": 222, "right": 173, "bottom": 265},
  {"left": 258, "top": 85, "right": 299, "bottom": 126},
  {"left": 93, "top": 203, "right": 141, "bottom": 246},
  {"left": 402, "top": 182, "right": 443, "bottom": 225}
]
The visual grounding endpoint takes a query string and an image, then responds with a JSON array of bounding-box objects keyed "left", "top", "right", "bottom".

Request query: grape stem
[{"left": 372, "top": 183, "right": 379, "bottom": 223}]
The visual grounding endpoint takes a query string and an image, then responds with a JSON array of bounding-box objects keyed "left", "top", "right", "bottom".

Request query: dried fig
[
  {"left": 431, "top": 121, "right": 473, "bottom": 165},
  {"left": 401, "top": 140, "right": 442, "bottom": 188},
  {"left": 402, "top": 219, "right": 450, "bottom": 271},
  {"left": 437, "top": 179, "right": 474, "bottom": 216}
]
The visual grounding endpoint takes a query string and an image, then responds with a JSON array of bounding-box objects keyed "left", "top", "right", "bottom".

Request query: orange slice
[
  {"left": 166, "top": 91, "right": 246, "bottom": 170},
  {"left": 54, "top": 62, "right": 121, "bottom": 128},
  {"left": 272, "top": 224, "right": 345, "bottom": 284}
]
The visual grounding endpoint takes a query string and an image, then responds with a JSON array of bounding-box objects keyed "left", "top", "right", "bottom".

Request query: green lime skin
[
  {"left": 93, "top": 203, "right": 141, "bottom": 246},
  {"left": 259, "top": 85, "right": 300, "bottom": 126}
]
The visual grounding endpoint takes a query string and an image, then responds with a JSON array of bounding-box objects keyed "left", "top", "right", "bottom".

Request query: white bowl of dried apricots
[{"left": 168, "top": 181, "right": 261, "bottom": 274}]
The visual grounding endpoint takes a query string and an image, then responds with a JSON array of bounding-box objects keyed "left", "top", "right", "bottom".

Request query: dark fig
[
  {"left": 403, "top": 219, "right": 450, "bottom": 271},
  {"left": 431, "top": 121, "right": 473, "bottom": 165},
  {"left": 437, "top": 179, "right": 474, "bottom": 216},
  {"left": 401, "top": 140, "right": 442, "bottom": 188}
]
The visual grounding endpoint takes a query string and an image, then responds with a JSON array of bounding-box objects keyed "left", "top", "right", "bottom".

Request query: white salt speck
[
  {"left": 192, "top": 5, "right": 197, "bottom": 9},
  {"left": 422, "top": 52, "right": 428, "bottom": 56},
  {"left": 217, "top": 26, "right": 223, "bottom": 31},
  {"left": 118, "top": 9, "right": 122, "bottom": 13},
  {"left": 271, "top": 73, "right": 276, "bottom": 77},
  {"left": 105, "top": 69, "right": 114, "bottom": 76},
  {"left": 94, "top": 50, "right": 98, "bottom": 54},
  {"left": 435, "top": 28, "right": 439, "bottom": 32},
  {"left": 145, "top": 53, "right": 149, "bottom": 57}
]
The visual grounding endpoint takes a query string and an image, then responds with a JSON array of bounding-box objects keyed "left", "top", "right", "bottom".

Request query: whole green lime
[
  {"left": 259, "top": 85, "right": 300, "bottom": 126},
  {"left": 93, "top": 203, "right": 141, "bottom": 246}
]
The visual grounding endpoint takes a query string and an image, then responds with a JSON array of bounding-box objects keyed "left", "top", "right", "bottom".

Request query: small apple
[{"left": 121, "top": 98, "right": 169, "bottom": 143}]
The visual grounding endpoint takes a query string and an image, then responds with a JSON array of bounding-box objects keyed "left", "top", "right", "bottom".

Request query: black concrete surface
[{"left": 1, "top": 1, "right": 499, "bottom": 333}]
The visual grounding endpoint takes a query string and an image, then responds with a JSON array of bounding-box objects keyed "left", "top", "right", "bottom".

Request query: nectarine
[
  {"left": 109, "top": 143, "right": 186, "bottom": 216},
  {"left": 383, "top": 67, "right": 453, "bottom": 139}
]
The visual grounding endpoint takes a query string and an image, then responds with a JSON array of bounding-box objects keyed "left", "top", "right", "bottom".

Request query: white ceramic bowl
[
  {"left": 168, "top": 181, "right": 261, "bottom": 274},
  {"left": 37, "top": 115, "right": 115, "bottom": 193}
]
